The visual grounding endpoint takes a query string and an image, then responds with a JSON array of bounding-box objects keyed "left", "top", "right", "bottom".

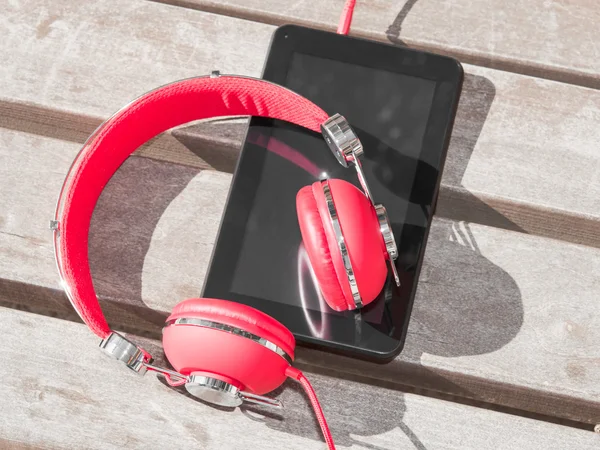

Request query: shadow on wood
[
  {"left": 386, "top": 0, "right": 420, "bottom": 47},
  {"left": 241, "top": 374, "right": 427, "bottom": 450},
  {"left": 89, "top": 156, "right": 201, "bottom": 328}
]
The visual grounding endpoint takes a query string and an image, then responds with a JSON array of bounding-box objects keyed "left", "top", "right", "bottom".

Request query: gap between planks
[
  {"left": 2, "top": 304, "right": 599, "bottom": 450},
  {"left": 150, "top": 0, "right": 600, "bottom": 91},
  {"left": 2, "top": 226, "right": 600, "bottom": 432},
  {"left": 5, "top": 290, "right": 593, "bottom": 434},
  {"left": 2, "top": 101, "right": 599, "bottom": 252}
]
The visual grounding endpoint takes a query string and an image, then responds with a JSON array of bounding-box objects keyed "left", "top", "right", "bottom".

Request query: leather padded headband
[{"left": 53, "top": 75, "right": 330, "bottom": 338}]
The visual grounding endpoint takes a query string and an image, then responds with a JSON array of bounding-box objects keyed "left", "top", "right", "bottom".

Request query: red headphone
[{"left": 51, "top": 74, "right": 400, "bottom": 450}]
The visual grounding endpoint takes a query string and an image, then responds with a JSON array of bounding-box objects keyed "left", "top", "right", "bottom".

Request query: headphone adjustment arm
[
  {"left": 239, "top": 391, "right": 283, "bottom": 409},
  {"left": 321, "top": 114, "right": 373, "bottom": 202},
  {"left": 99, "top": 332, "right": 153, "bottom": 375},
  {"left": 350, "top": 154, "right": 374, "bottom": 203},
  {"left": 321, "top": 113, "right": 363, "bottom": 168},
  {"left": 144, "top": 363, "right": 188, "bottom": 386}
]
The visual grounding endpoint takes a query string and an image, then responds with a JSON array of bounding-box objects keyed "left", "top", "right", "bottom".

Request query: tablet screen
[{"left": 230, "top": 53, "right": 435, "bottom": 319}]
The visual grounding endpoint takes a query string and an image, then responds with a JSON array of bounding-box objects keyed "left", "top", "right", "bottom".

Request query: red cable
[
  {"left": 337, "top": 0, "right": 357, "bottom": 35},
  {"left": 286, "top": 367, "right": 336, "bottom": 450}
]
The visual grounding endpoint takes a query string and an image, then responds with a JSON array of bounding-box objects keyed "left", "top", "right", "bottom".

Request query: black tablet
[{"left": 203, "top": 25, "right": 463, "bottom": 360}]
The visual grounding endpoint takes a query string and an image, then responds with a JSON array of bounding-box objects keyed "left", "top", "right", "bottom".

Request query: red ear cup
[
  {"left": 297, "top": 179, "right": 388, "bottom": 310},
  {"left": 163, "top": 298, "right": 295, "bottom": 395},
  {"left": 169, "top": 298, "right": 295, "bottom": 354}
]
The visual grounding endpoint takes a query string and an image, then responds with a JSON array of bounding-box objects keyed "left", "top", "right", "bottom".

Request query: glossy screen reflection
[{"left": 230, "top": 53, "right": 435, "bottom": 330}]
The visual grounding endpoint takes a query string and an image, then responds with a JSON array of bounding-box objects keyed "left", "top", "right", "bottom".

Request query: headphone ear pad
[
  {"left": 297, "top": 180, "right": 388, "bottom": 310},
  {"left": 296, "top": 185, "right": 351, "bottom": 311},
  {"left": 163, "top": 298, "right": 294, "bottom": 395}
]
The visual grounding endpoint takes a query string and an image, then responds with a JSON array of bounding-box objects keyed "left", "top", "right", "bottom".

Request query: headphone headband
[{"left": 51, "top": 73, "right": 357, "bottom": 339}]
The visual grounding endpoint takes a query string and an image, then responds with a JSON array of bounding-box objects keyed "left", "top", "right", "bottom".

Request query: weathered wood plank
[
  {"left": 1, "top": 128, "right": 599, "bottom": 424},
  {"left": 159, "top": 0, "right": 600, "bottom": 89},
  {"left": 1, "top": 306, "right": 598, "bottom": 449},
  {"left": 2, "top": 0, "right": 600, "bottom": 247}
]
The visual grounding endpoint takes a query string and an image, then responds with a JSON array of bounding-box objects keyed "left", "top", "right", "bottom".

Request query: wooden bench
[{"left": 1, "top": 0, "right": 599, "bottom": 448}]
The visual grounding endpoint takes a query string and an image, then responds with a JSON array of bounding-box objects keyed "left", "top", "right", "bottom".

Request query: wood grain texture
[
  {"left": 1, "top": 306, "right": 599, "bottom": 449},
  {"left": 2, "top": 0, "right": 600, "bottom": 248},
  {"left": 0, "top": 441, "right": 45, "bottom": 450},
  {"left": 157, "top": 0, "right": 600, "bottom": 89},
  {"left": 1, "top": 127, "right": 599, "bottom": 425}
]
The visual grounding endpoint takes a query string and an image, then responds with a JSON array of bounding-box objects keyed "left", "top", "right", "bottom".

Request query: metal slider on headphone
[
  {"left": 321, "top": 113, "right": 364, "bottom": 169},
  {"left": 321, "top": 114, "right": 401, "bottom": 288},
  {"left": 321, "top": 113, "right": 374, "bottom": 202},
  {"left": 99, "top": 332, "right": 153, "bottom": 374}
]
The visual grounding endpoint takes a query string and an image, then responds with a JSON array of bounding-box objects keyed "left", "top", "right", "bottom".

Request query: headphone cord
[
  {"left": 284, "top": 2, "right": 352, "bottom": 448},
  {"left": 337, "top": 0, "right": 357, "bottom": 35},
  {"left": 286, "top": 367, "right": 336, "bottom": 450}
]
